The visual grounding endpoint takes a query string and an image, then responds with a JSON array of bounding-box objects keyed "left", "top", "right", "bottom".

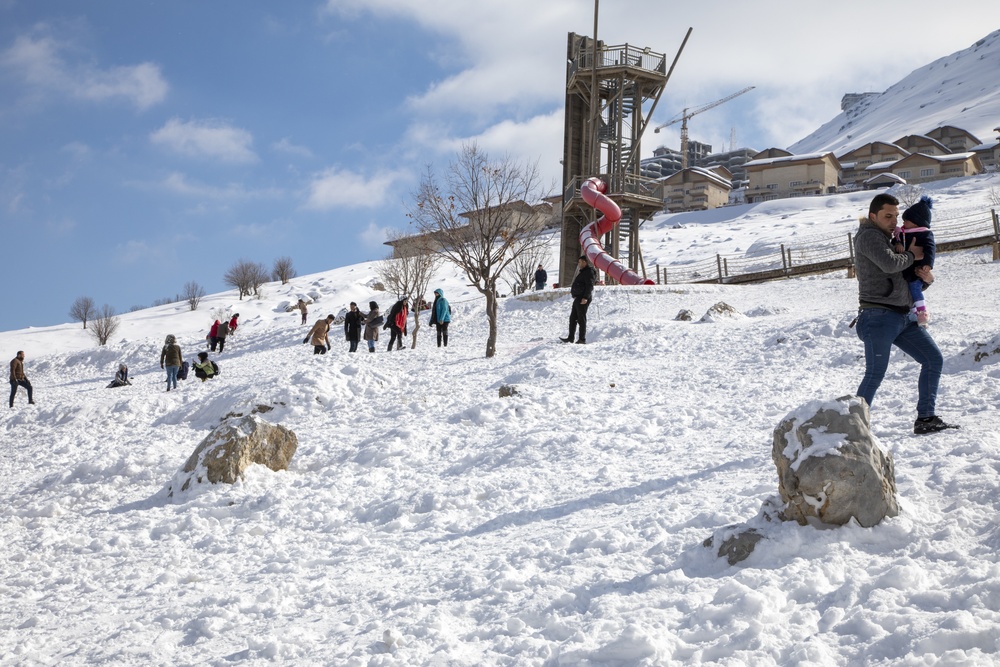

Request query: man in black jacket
[{"left": 561, "top": 255, "right": 596, "bottom": 344}]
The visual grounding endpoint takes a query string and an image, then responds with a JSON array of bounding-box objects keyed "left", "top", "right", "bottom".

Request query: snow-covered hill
[
  {"left": 789, "top": 29, "right": 1000, "bottom": 154},
  {"left": 2, "top": 174, "right": 1000, "bottom": 664}
]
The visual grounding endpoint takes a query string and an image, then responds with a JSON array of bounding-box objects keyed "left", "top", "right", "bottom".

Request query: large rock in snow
[
  {"left": 772, "top": 395, "right": 898, "bottom": 527},
  {"left": 167, "top": 414, "right": 297, "bottom": 498}
]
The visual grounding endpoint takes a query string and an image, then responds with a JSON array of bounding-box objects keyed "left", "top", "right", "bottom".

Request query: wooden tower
[{"left": 559, "top": 32, "right": 669, "bottom": 286}]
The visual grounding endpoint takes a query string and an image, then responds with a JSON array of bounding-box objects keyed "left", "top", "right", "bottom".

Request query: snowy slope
[
  {"left": 2, "top": 175, "right": 1000, "bottom": 665},
  {"left": 789, "top": 29, "right": 1000, "bottom": 155}
]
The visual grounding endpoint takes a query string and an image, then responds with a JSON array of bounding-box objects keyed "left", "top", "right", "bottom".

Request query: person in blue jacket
[{"left": 428, "top": 288, "right": 452, "bottom": 348}]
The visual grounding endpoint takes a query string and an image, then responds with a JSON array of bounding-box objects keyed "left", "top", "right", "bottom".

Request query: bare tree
[
  {"left": 989, "top": 185, "right": 1000, "bottom": 208},
  {"left": 408, "top": 143, "right": 548, "bottom": 357},
  {"left": 183, "top": 281, "right": 206, "bottom": 311},
  {"left": 888, "top": 183, "right": 923, "bottom": 209},
  {"left": 69, "top": 296, "right": 96, "bottom": 329},
  {"left": 89, "top": 304, "right": 120, "bottom": 346},
  {"left": 376, "top": 232, "right": 441, "bottom": 348},
  {"left": 224, "top": 259, "right": 269, "bottom": 300},
  {"left": 272, "top": 256, "right": 297, "bottom": 284},
  {"left": 503, "top": 240, "right": 547, "bottom": 296}
]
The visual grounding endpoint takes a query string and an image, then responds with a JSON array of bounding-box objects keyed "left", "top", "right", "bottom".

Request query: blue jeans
[
  {"left": 855, "top": 308, "right": 942, "bottom": 417},
  {"left": 165, "top": 365, "right": 179, "bottom": 389}
]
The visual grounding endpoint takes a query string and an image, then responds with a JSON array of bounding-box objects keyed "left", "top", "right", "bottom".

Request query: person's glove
[
  {"left": 326, "top": 343, "right": 331, "bottom": 351},
  {"left": 160, "top": 364, "right": 164, "bottom": 369},
  {"left": 302, "top": 336, "right": 309, "bottom": 344}
]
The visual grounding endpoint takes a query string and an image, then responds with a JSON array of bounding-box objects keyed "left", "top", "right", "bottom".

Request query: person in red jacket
[
  {"left": 384, "top": 297, "right": 409, "bottom": 351},
  {"left": 208, "top": 320, "right": 221, "bottom": 351},
  {"left": 228, "top": 313, "right": 239, "bottom": 335}
]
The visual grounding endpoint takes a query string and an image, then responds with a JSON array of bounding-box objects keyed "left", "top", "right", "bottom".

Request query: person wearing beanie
[
  {"left": 897, "top": 195, "right": 937, "bottom": 326},
  {"left": 854, "top": 192, "right": 957, "bottom": 435},
  {"left": 363, "top": 301, "right": 382, "bottom": 353},
  {"left": 561, "top": 255, "right": 596, "bottom": 344}
]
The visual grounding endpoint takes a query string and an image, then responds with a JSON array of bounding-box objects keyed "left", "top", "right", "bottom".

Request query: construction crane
[{"left": 654, "top": 85, "right": 755, "bottom": 169}]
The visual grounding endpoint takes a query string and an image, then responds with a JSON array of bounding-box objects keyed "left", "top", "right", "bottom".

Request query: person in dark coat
[
  {"left": 534, "top": 264, "right": 548, "bottom": 291},
  {"left": 9, "top": 350, "right": 34, "bottom": 407},
  {"left": 107, "top": 363, "right": 132, "bottom": 388},
  {"left": 428, "top": 288, "right": 452, "bottom": 348},
  {"left": 216, "top": 319, "right": 230, "bottom": 352},
  {"left": 561, "top": 255, "right": 596, "bottom": 344},
  {"left": 344, "top": 302, "right": 364, "bottom": 353},
  {"left": 363, "top": 301, "right": 381, "bottom": 353},
  {"left": 895, "top": 196, "right": 936, "bottom": 326},
  {"left": 384, "top": 297, "right": 409, "bottom": 351}
]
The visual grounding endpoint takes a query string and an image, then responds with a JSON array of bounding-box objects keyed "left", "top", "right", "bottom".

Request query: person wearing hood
[
  {"left": 428, "top": 288, "right": 452, "bottom": 348},
  {"left": 384, "top": 297, "right": 409, "bottom": 351},
  {"left": 228, "top": 313, "right": 240, "bottom": 335},
  {"left": 160, "top": 335, "right": 183, "bottom": 392},
  {"left": 208, "top": 320, "right": 220, "bottom": 351},
  {"left": 895, "top": 196, "right": 936, "bottom": 326},
  {"left": 854, "top": 192, "right": 957, "bottom": 435},
  {"left": 216, "top": 318, "right": 230, "bottom": 352},
  {"left": 363, "top": 301, "right": 382, "bottom": 353},
  {"left": 107, "top": 363, "right": 132, "bottom": 388}
]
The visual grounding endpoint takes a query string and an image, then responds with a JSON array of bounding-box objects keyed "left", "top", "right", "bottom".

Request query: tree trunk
[
  {"left": 411, "top": 308, "right": 420, "bottom": 349},
  {"left": 485, "top": 290, "right": 498, "bottom": 358}
]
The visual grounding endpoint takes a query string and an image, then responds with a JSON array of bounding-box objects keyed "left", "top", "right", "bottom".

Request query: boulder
[
  {"left": 699, "top": 302, "right": 742, "bottom": 322},
  {"left": 168, "top": 414, "right": 298, "bottom": 497},
  {"left": 498, "top": 385, "right": 520, "bottom": 398},
  {"left": 772, "top": 395, "right": 898, "bottom": 527},
  {"left": 674, "top": 309, "right": 694, "bottom": 321}
]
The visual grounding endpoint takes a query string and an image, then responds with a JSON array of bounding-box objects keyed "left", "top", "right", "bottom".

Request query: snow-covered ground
[{"left": 2, "top": 176, "right": 1000, "bottom": 665}]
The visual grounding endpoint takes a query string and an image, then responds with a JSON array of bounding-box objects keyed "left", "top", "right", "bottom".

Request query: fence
[{"left": 653, "top": 208, "right": 1000, "bottom": 285}]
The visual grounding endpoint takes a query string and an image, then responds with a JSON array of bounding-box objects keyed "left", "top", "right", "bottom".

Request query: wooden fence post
[
  {"left": 716, "top": 254, "right": 724, "bottom": 283},
  {"left": 847, "top": 232, "right": 856, "bottom": 278},
  {"left": 780, "top": 244, "right": 788, "bottom": 274},
  {"left": 992, "top": 209, "right": 999, "bottom": 262}
]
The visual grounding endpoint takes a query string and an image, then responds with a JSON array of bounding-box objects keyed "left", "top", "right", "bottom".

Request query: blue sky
[{"left": 1, "top": 0, "right": 995, "bottom": 332}]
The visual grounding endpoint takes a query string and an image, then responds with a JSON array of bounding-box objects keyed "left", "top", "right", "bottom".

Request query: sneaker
[
  {"left": 913, "top": 416, "right": 959, "bottom": 435},
  {"left": 916, "top": 310, "right": 930, "bottom": 327}
]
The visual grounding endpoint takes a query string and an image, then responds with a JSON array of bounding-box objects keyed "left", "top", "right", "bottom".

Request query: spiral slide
[{"left": 579, "top": 178, "right": 655, "bottom": 286}]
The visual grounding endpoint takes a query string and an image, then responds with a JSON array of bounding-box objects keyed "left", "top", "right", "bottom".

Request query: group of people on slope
[
  {"left": 302, "top": 290, "right": 452, "bottom": 355},
  {"left": 159, "top": 334, "right": 219, "bottom": 391},
  {"left": 7, "top": 192, "right": 960, "bottom": 436},
  {"left": 206, "top": 314, "right": 239, "bottom": 352}
]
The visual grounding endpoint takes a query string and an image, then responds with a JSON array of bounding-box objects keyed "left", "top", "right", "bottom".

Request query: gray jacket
[{"left": 854, "top": 219, "right": 915, "bottom": 310}]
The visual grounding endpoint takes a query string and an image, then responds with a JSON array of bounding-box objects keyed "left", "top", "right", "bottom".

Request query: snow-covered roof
[{"left": 744, "top": 152, "right": 835, "bottom": 168}]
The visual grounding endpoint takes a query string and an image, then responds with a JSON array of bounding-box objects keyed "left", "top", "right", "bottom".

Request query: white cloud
[
  {"left": 151, "top": 118, "right": 258, "bottom": 164},
  {"left": 322, "top": 0, "right": 997, "bottom": 150},
  {"left": 0, "top": 32, "right": 167, "bottom": 110},
  {"left": 303, "top": 168, "right": 406, "bottom": 211},
  {"left": 272, "top": 138, "right": 314, "bottom": 159},
  {"left": 153, "top": 172, "right": 282, "bottom": 200},
  {"left": 359, "top": 220, "right": 391, "bottom": 250}
]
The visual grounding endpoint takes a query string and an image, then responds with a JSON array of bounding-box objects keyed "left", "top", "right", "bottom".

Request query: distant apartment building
[
  {"left": 841, "top": 92, "right": 880, "bottom": 112},
  {"left": 639, "top": 140, "right": 713, "bottom": 180},
  {"left": 838, "top": 142, "right": 910, "bottom": 188},
  {"left": 661, "top": 166, "right": 733, "bottom": 212},
  {"left": 743, "top": 151, "right": 841, "bottom": 202},
  {"left": 925, "top": 126, "right": 982, "bottom": 153},
  {"left": 893, "top": 134, "right": 949, "bottom": 156}
]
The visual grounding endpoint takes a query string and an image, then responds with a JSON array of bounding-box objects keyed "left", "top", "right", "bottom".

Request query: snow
[
  {"left": 2, "top": 172, "right": 1000, "bottom": 665},
  {"left": 790, "top": 29, "right": 1000, "bottom": 155}
]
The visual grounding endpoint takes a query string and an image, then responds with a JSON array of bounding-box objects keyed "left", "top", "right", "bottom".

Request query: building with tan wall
[
  {"left": 743, "top": 151, "right": 841, "bottom": 203},
  {"left": 838, "top": 142, "right": 911, "bottom": 188},
  {"left": 925, "top": 126, "right": 982, "bottom": 153},
  {"left": 661, "top": 166, "right": 733, "bottom": 212},
  {"left": 893, "top": 134, "right": 949, "bottom": 156},
  {"left": 887, "top": 152, "right": 983, "bottom": 184}
]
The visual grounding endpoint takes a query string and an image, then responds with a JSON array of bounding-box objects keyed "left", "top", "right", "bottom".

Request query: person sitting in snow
[
  {"left": 893, "top": 196, "right": 936, "bottom": 327},
  {"left": 193, "top": 351, "right": 218, "bottom": 381},
  {"left": 107, "top": 363, "right": 132, "bottom": 388}
]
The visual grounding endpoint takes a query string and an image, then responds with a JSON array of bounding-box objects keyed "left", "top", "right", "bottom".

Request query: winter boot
[{"left": 914, "top": 416, "right": 959, "bottom": 435}]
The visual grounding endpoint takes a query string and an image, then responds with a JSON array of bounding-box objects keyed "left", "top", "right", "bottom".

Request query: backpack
[
  {"left": 211, "top": 361, "right": 220, "bottom": 376},
  {"left": 177, "top": 361, "right": 189, "bottom": 380}
]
